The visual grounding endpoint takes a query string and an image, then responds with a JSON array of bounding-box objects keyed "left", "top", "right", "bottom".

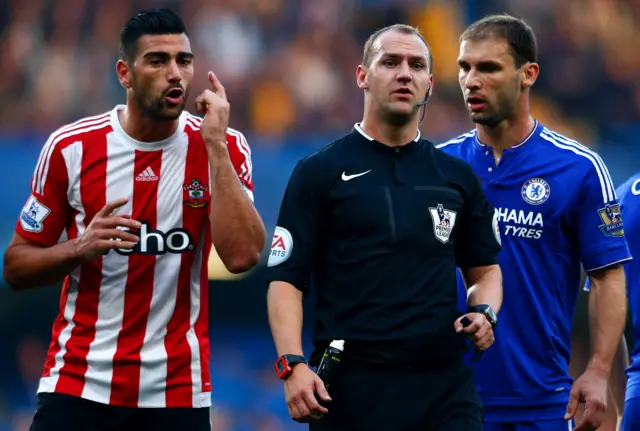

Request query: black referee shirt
[{"left": 266, "top": 124, "right": 501, "bottom": 366}]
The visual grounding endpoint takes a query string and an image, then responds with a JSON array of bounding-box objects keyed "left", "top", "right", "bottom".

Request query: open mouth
[
  {"left": 466, "top": 96, "right": 486, "bottom": 110},
  {"left": 165, "top": 88, "right": 184, "bottom": 104},
  {"left": 394, "top": 88, "right": 412, "bottom": 95}
]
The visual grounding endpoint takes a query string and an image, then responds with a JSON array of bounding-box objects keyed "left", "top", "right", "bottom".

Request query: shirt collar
[
  {"left": 473, "top": 120, "right": 541, "bottom": 151},
  {"left": 354, "top": 123, "right": 421, "bottom": 143}
]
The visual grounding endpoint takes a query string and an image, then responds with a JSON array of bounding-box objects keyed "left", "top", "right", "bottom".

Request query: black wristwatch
[
  {"left": 467, "top": 304, "right": 498, "bottom": 329},
  {"left": 274, "top": 354, "right": 307, "bottom": 380}
]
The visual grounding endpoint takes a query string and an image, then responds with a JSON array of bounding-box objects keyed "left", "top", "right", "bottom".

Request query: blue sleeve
[{"left": 578, "top": 167, "right": 632, "bottom": 273}]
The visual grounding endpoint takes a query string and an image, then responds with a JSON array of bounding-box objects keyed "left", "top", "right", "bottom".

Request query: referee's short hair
[
  {"left": 461, "top": 14, "right": 538, "bottom": 68},
  {"left": 362, "top": 24, "right": 433, "bottom": 73}
]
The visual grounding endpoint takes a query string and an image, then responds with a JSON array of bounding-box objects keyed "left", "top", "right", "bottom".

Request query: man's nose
[
  {"left": 397, "top": 63, "right": 412, "bottom": 83},
  {"left": 167, "top": 60, "right": 181, "bottom": 82},
  {"left": 464, "top": 69, "right": 480, "bottom": 89}
]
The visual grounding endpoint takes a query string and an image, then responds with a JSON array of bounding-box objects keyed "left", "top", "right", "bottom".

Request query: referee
[{"left": 265, "top": 24, "right": 503, "bottom": 431}]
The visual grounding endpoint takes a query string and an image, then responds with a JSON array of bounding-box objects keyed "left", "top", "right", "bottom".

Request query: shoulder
[
  {"left": 183, "top": 111, "right": 251, "bottom": 152},
  {"left": 434, "top": 129, "right": 476, "bottom": 155},
  {"left": 298, "top": 133, "right": 352, "bottom": 170},
  {"left": 426, "top": 138, "right": 479, "bottom": 186},
  {"left": 537, "top": 126, "right": 608, "bottom": 172},
  {"left": 44, "top": 110, "right": 113, "bottom": 154},
  {"left": 617, "top": 172, "right": 640, "bottom": 202},
  {"left": 537, "top": 126, "right": 617, "bottom": 201}
]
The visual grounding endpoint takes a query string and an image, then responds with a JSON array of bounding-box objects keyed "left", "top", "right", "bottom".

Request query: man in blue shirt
[
  {"left": 586, "top": 173, "right": 640, "bottom": 431},
  {"left": 437, "top": 14, "right": 632, "bottom": 431}
]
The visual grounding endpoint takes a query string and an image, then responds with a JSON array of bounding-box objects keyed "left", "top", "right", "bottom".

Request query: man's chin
[
  {"left": 470, "top": 113, "right": 499, "bottom": 127},
  {"left": 154, "top": 104, "right": 185, "bottom": 121}
]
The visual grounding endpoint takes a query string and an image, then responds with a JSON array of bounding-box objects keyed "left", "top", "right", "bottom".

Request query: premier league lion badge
[{"left": 429, "top": 204, "right": 457, "bottom": 244}]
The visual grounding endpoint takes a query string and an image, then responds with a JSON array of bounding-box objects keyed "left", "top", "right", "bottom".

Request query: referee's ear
[{"left": 356, "top": 65, "right": 369, "bottom": 91}]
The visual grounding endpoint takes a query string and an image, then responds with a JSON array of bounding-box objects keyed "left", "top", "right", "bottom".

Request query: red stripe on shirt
[
  {"left": 109, "top": 149, "right": 162, "bottom": 405},
  {"left": 55, "top": 136, "right": 108, "bottom": 397},
  {"left": 164, "top": 139, "right": 207, "bottom": 406}
]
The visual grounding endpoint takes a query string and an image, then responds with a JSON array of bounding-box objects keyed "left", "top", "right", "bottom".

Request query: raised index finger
[{"left": 208, "top": 71, "right": 227, "bottom": 101}]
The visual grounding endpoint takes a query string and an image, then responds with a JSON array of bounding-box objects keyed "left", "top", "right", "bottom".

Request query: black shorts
[
  {"left": 309, "top": 360, "right": 483, "bottom": 431},
  {"left": 29, "top": 392, "right": 211, "bottom": 431}
]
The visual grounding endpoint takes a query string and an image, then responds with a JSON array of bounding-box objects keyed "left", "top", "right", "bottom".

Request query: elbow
[
  {"left": 223, "top": 251, "right": 261, "bottom": 274},
  {"left": 3, "top": 255, "right": 24, "bottom": 291}
]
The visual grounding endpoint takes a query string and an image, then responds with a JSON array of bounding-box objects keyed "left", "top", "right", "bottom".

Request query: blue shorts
[
  {"left": 621, "top": 397, "right": 640, "bottom": 431},
  {"left": 483, "top": 419, "right": 575, "bottom": 431}
]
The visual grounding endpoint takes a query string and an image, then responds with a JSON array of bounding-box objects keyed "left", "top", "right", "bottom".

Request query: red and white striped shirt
[{"left": 15, "top": 105, "right": 254, "bottom": 408}]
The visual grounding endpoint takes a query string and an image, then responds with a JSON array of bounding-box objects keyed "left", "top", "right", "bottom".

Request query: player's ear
[
  {"left": 356, "top": 65, "right": 369, "bottom": 91},
  {"left": 116, "top": 59, "right": 133, "bottom": 89},
  {"left": 520, "top": 62, "right": 539, "bottom": 90}
]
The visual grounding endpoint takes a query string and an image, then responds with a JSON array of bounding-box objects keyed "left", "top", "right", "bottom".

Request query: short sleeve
[
  {"left": 15, "top": 140, "right": 71, "bottom": 247},
  {"left": 264, "top": 159, "right": 325, "bottom": 294},
  {"left": 576, "top": 163, "right": 631, "bottom": 272},
  {"left": 454, "top": 169, "right": 502, "bottom": 268},
  {"left": 226, "top": 128, "right": 254, "bottom": 202}
]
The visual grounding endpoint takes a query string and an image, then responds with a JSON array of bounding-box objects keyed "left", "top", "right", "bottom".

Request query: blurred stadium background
[{"left": 0, "top": 0, "right": 638, "bottom": 429}]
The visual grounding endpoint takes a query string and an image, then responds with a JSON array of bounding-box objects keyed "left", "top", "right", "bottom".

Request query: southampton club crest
[
  {"left": 429, "top": 204, "right": 457, "bottom": 244},
  {"left": 183, "top": 178, "right": 209, "bottom": 209}
]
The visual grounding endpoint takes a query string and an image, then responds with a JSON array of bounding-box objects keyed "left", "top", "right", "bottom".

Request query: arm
[
  {"left": 609, "top": 335, "right": 629, "bottom": 418},
  {"left": 3, "top": 135, "right": 139, "bottom": 290},
  {"left": 267, "top": 281, "right": 304, "bottom": 356},
  {"left": 207, "top": 139, "right": 265, "bottom": 273},
  {"left": 454, "top": 168, "right": 503, "bottom": 347},
  {"left": 4, "top": 233, "right": 82, "bottom": 290},
  {"left": 565, "top": 159, "right": 632, "bottom": 429},
  {"left": 586, "top": 265, "right": 627, "bottom": 378},
  {"left": 462, "top": 264, "right": 503, "bottom": 314},
  {"left": 196, "top": 72, "right": 266, "bottom": 274},
  {"left": 264, "top": 158, "right": 324, "bottom": 355},
  {"left": 5, "top": 198, "right": 141, "bottom": 291},
  {"left": 264, "top": 157, "right": 330, "bottom": 421}
]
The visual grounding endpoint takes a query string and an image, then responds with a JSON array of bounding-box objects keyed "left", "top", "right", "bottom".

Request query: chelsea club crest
[{"left": 521, "top": 178, "right": 550, "bottom": 205}]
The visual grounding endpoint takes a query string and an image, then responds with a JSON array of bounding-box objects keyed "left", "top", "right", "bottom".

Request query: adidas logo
[{"left": 135, "top": 167, "right": 159, "bottom": 182}]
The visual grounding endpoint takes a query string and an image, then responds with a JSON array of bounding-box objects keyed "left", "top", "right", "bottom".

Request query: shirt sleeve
[
  {"left": 226, "top": 128, "right": 254, "bottom": 202},
  {"left": 576, "top": 163, "right": 632, "bottom": 273},
  {"left": 15, "top": 138, "right": 71, "bottom": 247},
  {"left": 264, "top": 158, "right": 325, "bottom": 294},
  {"left": 454, "top": 168, "right": 502, "bottom": 268}
]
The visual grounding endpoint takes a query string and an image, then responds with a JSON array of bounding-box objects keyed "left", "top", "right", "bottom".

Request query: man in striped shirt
[
  {"left": 3, "top": 8, "right": 265, "bottom": 431},
  {"left": 436, "top": 14, "right": 631, "bottom": 431}
]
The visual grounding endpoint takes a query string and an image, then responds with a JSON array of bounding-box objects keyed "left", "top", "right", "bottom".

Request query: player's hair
[
  {"left": 362, "top": 24, "right": 433, "bottom": 73},
  {"left": 119, "top": 8, "right": 188, "bottom": 62},
  {"left": 460, "top": 14, "right": 538, "bottom": 68}
]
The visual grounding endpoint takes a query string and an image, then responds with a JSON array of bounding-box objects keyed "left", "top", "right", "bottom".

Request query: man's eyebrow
[{"left": 142, "top": 51, "right": 194, "bottom": 59}]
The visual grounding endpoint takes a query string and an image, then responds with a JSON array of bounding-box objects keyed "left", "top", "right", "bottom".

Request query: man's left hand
[
  {"left": 565, "top": 367, "right": 608, "bottom": 431},
  {"left": 195, "top": 71, "right": 230, "bottom": 147},
  {"left": 453, "top": 312, "right": 494, "bottom": 351}
]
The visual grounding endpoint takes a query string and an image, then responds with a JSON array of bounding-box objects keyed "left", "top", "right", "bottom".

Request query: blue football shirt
[
  {"left": 586, "top": 172, "right": 640, "bottom": 402},
  {"left": 437, "top": 121, "right": 632, "bottom": 422}
]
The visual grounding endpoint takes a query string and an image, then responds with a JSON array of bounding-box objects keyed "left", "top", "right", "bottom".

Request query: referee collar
[{"left": 353, "top": 123, "right": 421, "bottom": 152}]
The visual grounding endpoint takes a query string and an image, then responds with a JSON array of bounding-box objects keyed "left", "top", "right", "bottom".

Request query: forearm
[
  {"left": 267, "top": 281, "right": 305, "bottom": 356},
  {"left": 3, "top": 240, "right": 81, "bottom": 290},
  {"left": 609, "top": 335, "right": 629, "bottom": 415},
  {"left": 465, "top": 265, "right": 503, "bottom": 313},
  {"left": 587, "top": 265, "right": 627, "bottom": 376},
  {"left": 207, "top": 144, "right": 266, "bottom": 273}
]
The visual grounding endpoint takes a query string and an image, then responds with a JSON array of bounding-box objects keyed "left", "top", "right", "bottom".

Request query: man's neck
[
  {"left": 477, "top": 114, "right": 536, "bottom": 160},
  {"left": 119, "top": 104, "right": 180, "bottom": 143},
  {"left": 360, "top": 112, "right": 419, "bottom": 147}
]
